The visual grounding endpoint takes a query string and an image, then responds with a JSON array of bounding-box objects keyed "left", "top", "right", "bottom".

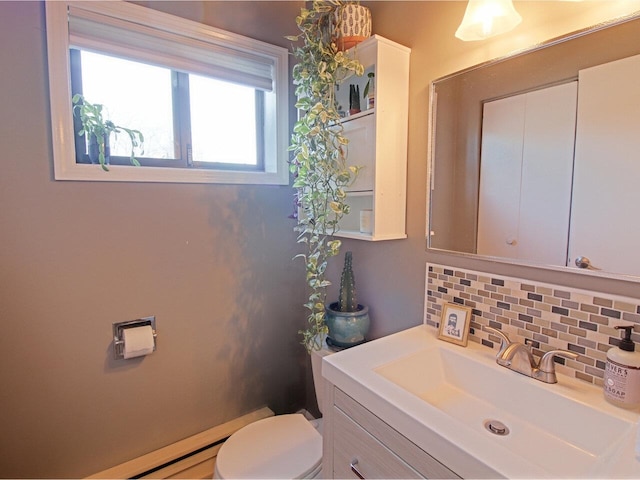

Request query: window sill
[{"left": 53, "top": 162, "right": 289, "bottom": 185}]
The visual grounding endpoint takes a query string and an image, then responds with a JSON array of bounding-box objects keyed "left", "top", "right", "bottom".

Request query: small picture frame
[{"left": 438, "top": 303, "right": 473, "bottom": 346}]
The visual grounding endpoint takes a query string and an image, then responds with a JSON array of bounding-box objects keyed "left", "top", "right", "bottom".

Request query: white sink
[
  {"left": 322, "top": 325, "right": 640, "bottom": 479},
  {"left": 375, "top": 345, "right": 633, "bottom": 477}
]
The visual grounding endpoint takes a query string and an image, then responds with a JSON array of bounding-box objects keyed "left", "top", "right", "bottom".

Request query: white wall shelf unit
[{"left": 334, "top": 35, "right": 410, "bottom": 241}]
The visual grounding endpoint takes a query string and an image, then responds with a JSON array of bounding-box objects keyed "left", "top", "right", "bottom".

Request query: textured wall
[{"left": 0, "top": 2, "right": 305, "bottom": 477}]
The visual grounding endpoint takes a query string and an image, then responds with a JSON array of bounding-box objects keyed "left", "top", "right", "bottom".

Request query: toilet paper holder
[{"left": 113, "top": 316, "right": 157, "bottom": 360}]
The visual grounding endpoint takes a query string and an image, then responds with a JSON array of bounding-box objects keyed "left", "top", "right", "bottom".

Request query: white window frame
[{"left": 45, "top": 1, "right": 290, "bottom": 185}]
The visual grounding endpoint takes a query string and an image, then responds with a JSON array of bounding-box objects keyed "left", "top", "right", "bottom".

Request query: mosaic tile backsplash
[{"left": 424, "top": 263, "right": 640, "bottom": 386}]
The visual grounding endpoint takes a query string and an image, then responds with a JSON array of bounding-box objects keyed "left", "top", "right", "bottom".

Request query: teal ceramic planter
[{"left": 325, "top": 302, "right": 370, "bottom": 348}]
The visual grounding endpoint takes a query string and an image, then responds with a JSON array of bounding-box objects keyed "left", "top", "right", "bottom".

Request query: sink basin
[
  {"left": 375, "top": 344, "right": 635, "bottom": 477},
  {"left": 322, "top": 325, "right": 640, "bottom": 479}
]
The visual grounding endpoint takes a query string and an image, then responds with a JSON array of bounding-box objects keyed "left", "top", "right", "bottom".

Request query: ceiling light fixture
[{"left": 455, "top": 0, "right": 522, "bottom": 41}]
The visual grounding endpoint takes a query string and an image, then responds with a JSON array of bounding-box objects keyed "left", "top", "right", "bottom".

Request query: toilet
[{"left": 214, "top": 343, "right": 334, "bottom": 479}]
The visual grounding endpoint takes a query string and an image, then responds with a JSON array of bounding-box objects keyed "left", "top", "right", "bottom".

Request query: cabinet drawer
[
  {"left": 333, "top": 407, "right": 421, "bottom": 479},
  {"left": 333, "top": 388, "right": 460, "bottom": 479}
]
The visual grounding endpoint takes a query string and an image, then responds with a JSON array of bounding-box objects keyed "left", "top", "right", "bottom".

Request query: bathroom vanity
[
  {"left": 326, "top": 385, "right": 465, "bottom": 478},
  {"left": 321, "top": 325, "right": 640, "bottom": 478}
]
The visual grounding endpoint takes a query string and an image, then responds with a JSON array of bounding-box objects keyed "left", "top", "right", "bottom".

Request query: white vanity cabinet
[
  {"left": 323, "top": 385, "right": 460, "bottom": 479},
  {"left": 333, "top": 35, "right": 410, "bottom": 241}
]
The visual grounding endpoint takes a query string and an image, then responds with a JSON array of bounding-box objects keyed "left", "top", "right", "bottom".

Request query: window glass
[
  {"left": 189, "top": 75, "right": 258, "bottom": 166},
  {"left": 76, "top": 51, "right": 263, "bottom": 168},
  {"left": 78, "top": 51, "right": 176, "bottom": 160}
]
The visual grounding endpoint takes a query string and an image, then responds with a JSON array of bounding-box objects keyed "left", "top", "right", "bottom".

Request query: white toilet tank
[{"left": 311, "top": 340, "right": 334, "bottom": 415}]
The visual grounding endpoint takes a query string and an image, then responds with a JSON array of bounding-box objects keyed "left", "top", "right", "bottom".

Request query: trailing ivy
[{"left": 287, "top": 1, "right": 364, "bottom": 352}]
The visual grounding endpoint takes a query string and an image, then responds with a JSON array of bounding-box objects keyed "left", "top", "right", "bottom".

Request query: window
[
  {"left": 71, "top": 50, "right": 263, "bottom": 170},
  {"left": 46, "top": 2, "right": 289, "bottom": 184}
]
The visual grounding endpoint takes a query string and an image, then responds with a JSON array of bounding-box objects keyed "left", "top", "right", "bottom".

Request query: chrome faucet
[{"left": 484, "top": 326, "right": 579, "bottom": 384}]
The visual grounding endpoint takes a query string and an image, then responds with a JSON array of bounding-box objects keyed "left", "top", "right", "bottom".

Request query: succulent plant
[{"left": 338, "top": 251, "right": 358, "bottom": 312}]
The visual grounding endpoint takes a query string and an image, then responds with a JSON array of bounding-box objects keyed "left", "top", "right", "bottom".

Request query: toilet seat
[{"left": 214, "top": 414, "right": 322, "bottom": 479}]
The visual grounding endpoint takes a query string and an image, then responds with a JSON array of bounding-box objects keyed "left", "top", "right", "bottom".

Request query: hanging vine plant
[{"left": 287, "top": 1, "right": 365, "bottom": 352}]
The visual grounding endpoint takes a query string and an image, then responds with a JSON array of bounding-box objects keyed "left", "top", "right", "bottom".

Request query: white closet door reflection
[
  {"left": 477, "top": 82, "right": 577, "bottom": 265},
  {"left": 569, "top": 54, "right": 640, "bottom": 276}
]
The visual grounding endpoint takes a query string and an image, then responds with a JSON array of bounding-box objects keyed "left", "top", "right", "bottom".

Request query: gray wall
[
  {"left": 2, "top": 1, "right": 640, "bottom": 478},
  {"left": 0, "top": 2, "right": 306, "bottom": 477}
]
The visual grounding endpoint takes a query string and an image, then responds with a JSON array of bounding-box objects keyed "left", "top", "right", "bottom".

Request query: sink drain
[{"left": 484, "top": 419, "right": 510, "bottom": 436}]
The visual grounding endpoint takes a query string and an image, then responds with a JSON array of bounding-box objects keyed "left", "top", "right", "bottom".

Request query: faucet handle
[
  {"left": 484, "top": 326, "right": 511, "bottom": 357},
  {"left": 536, "top": 349, "right": 580, "bottom": 384},
  {"left": 538, "top": 349, "right": 579, "bottom": 373}
]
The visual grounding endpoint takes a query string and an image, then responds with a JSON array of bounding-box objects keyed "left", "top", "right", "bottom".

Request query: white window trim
[{"left": 45, "top": 1, "right": 290, "bottom": 185}]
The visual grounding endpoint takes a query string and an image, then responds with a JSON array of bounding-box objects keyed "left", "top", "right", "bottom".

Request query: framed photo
[{"left": 438, "top": 303, "right": 473, "bottom": 346}]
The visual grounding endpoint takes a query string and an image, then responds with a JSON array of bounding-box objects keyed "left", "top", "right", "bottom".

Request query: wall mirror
[{"left": 428, "top": 13, "right": 640, "bottom": 280}]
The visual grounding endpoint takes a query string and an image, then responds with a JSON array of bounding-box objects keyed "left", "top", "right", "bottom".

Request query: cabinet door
[
  {"left": 569, "top": 53, "right": 640, "bottom": 275},
  {"left": 477, "top": 94, "right": 525, "bottom": 259},
  {"left": 518, "top": 82, "right": 576, "bottom": 265},
  {"left": 342, "top": 114, "right": 375, "bottom": 192},
  {"left": 477, "top": 82, "right": 576, "bottom": 264}
]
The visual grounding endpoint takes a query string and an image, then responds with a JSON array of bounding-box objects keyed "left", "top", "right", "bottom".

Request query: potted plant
[
  {"left": 287, "top": 1, "right": 365, "bottom": 352},
  {"left": 325, "top": 251, "right": 370, "bottom": 347},
  {"left": 333, "top": 2, "right": 372, "bottom": 51},
  {"left": 72, "top": 94, "right": 144, "bottom": 172}
]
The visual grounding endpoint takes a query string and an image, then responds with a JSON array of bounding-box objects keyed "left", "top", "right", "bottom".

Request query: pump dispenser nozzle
[{"left": 615, "top": 325, "right": 635, "bottom": 352}]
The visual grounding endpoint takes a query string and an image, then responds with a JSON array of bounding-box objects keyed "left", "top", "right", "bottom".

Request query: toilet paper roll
[{"left": 123, "top": 325, "right": 155, "bottom": 359}]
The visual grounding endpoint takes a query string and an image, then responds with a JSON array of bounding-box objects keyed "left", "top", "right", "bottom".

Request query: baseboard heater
[{"left": 86, "top": 407, "right": 274, "bottom": 480}]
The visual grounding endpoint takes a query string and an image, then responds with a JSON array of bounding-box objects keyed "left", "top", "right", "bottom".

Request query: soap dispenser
[{"left": 604, "top": 325, "right": 640, "bottom": 408}]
